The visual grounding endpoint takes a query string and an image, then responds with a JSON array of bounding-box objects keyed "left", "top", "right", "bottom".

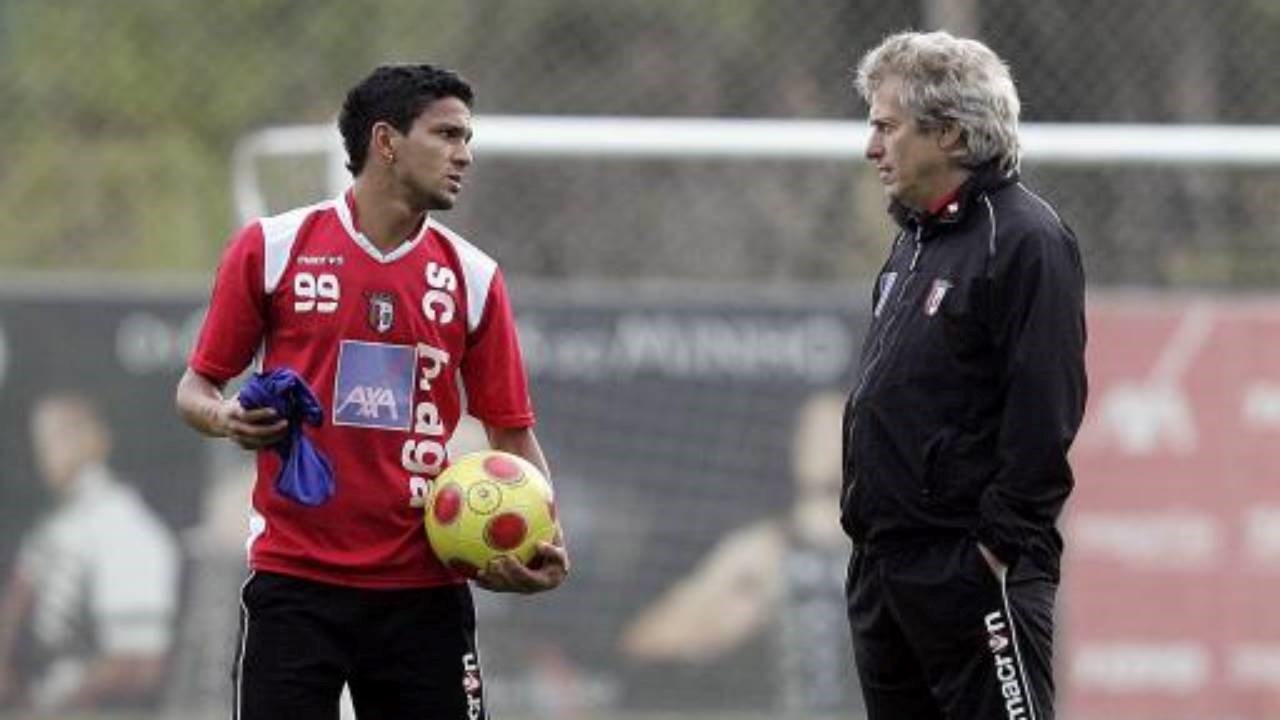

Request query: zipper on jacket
[
  {"left": 844, "top": 228, "right": 925, "bottom": 520},
  {"left": 852, "top": 228, "right": 923, "bottom": 407}
]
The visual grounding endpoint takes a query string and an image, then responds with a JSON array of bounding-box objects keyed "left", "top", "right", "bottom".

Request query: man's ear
[
  {"left": 937, "top": 123, "right": 966, "bottom": 158},
  {"left": 370, "top": 121, "right": 400, "bottom": 164}
]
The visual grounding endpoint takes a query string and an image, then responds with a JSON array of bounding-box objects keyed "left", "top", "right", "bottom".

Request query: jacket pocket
[{"left": 936, "top": 432, "right": 998, "bottom": 511}]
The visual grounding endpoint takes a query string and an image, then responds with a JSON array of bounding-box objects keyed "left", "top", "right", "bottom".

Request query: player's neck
[{"left": 350, "top": 178, "right": 427, "bottom": 253}]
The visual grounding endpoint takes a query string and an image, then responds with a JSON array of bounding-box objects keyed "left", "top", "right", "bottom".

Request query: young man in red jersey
[{"left": 176, "top": 64, "right": 567, "bottom": 719}]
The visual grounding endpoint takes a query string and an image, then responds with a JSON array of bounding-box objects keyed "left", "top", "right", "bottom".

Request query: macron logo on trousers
[{"left": 984, "top": 610, "right": 1031, "bottom": 720}]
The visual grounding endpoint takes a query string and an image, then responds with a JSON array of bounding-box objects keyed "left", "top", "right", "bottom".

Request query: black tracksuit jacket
[{"left": 840, "top": 163, "right": 1087, "bottom": 579}]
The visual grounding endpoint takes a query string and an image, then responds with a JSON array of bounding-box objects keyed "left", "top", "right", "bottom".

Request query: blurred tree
[
  {"left": 0, "top": 0, "right": 1279, "bottom": 286},
  {"left": 0, "top": 0, "right": 470, "bottom": 270}
]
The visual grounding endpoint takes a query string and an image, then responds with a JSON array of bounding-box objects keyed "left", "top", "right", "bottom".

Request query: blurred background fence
[
  {"left": 5, "top": 0, "right": 1280, "bottom": 285},
  {"left": 2, "top": 1, "right": 1279, "bottom": 719}
]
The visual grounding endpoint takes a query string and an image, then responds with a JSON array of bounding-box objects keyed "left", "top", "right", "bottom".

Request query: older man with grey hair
[{"left": 840, "top": 31, "right": 1086, "bottom": 720}]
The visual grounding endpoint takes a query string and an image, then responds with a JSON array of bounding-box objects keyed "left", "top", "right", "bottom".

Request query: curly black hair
[{"left": 338, "top": 64, "right": 474, "bottom": 176}]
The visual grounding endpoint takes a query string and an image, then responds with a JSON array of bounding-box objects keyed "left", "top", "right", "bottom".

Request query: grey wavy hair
[{"left": 855, "top": 31, "right": 1021, "bottom": 172}]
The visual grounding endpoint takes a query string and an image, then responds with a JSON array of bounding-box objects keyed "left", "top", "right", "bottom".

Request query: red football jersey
[{"left": 190, "top": 191, "right": 535, "bottom": 588}]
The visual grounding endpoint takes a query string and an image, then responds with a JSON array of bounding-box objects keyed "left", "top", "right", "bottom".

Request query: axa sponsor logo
[
  {"left": 984, "top": 610, "right": 1030, "bottom": 719},
  {"left": 336, "top": 385, "right": 399, "bottom": 420},
  {"left": 332, "top": 341, "right": 415, "bottom": 431}
]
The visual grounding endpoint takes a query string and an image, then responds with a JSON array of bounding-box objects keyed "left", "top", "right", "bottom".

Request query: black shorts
[{"left": 233, "top": 571, "right": 487, "bottom": 720}]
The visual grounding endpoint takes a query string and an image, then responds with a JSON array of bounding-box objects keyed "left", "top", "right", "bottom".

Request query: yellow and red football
[{"left": 425, "top": 450, "right": 557, "bottom": 579}]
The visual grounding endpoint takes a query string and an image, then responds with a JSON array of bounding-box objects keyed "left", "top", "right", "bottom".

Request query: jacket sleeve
[{"left": 976, "top": 219, "right": 1087, "bottom": 567}]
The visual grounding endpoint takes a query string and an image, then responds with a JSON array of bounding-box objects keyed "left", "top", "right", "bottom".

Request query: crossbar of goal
[{"left": 233, "top": 115, "right": 1280, "bottom": 221}]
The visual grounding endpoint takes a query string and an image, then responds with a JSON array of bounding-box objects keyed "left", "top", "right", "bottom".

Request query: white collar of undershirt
[{"left": 333, "top": 189, "right": 430, "bottom": 264}]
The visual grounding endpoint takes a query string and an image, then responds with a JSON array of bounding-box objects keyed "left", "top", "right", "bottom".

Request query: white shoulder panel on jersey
[
  {"left": 259, "top": 200, "right": 334, "bottom": 294},
  {"left": 428, "top": 218, "right": 498, "bottom": 334}
]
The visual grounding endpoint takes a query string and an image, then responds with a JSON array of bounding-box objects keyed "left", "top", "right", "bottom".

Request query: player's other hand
[
  {"left": 217, "top": 398, "right": 289, "bottom": 451},
  {"left": 475, "top": 529, "right": 570, "bottom": 594}
]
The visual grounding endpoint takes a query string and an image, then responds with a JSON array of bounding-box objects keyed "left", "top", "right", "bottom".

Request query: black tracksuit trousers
[{"left": 846, "top": 537, "right": 1056, "bottom": 720}]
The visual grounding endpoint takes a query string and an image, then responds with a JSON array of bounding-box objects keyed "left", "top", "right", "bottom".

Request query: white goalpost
[{"left": 232, "top": 115, "right": 1280, "bottom": 222}]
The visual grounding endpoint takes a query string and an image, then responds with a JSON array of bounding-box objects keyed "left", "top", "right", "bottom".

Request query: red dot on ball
[
  {"left": 483, "top": 454, "right": 523, "bottom": 484},
  {"left": 433, "top": 484, "right": 462, "bottom": 524},
  {"left": 485, "top": 512, "right": 528, "bottom": 550}
]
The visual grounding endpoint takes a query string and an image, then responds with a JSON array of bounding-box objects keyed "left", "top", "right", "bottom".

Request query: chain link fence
[{"left": 2, "top": 0, "right": 1280, "bottom": 285}]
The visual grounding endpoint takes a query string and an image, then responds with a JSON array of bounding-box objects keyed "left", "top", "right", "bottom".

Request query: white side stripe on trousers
[
  {"left": 996, "top": 569, "right": 1040, "bottom": 720},
  {"left": 232, "top": 571, "right": 256, "bottom": 720}
]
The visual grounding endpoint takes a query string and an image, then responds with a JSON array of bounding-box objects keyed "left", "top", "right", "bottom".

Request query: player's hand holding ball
[
  {"left": 476, "top": 526, "right": 569, "bottom": 594},
  {"left": 425, "top": 450, "right": 569, "bottom": 594}
]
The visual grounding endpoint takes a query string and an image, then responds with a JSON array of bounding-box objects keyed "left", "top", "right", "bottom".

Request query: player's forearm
[
  {"left": 175, "top": 367, "right": 230, "bottom": 438},
  {"left": 485, "top": 425, "right": 549, "bottom": 480}
]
